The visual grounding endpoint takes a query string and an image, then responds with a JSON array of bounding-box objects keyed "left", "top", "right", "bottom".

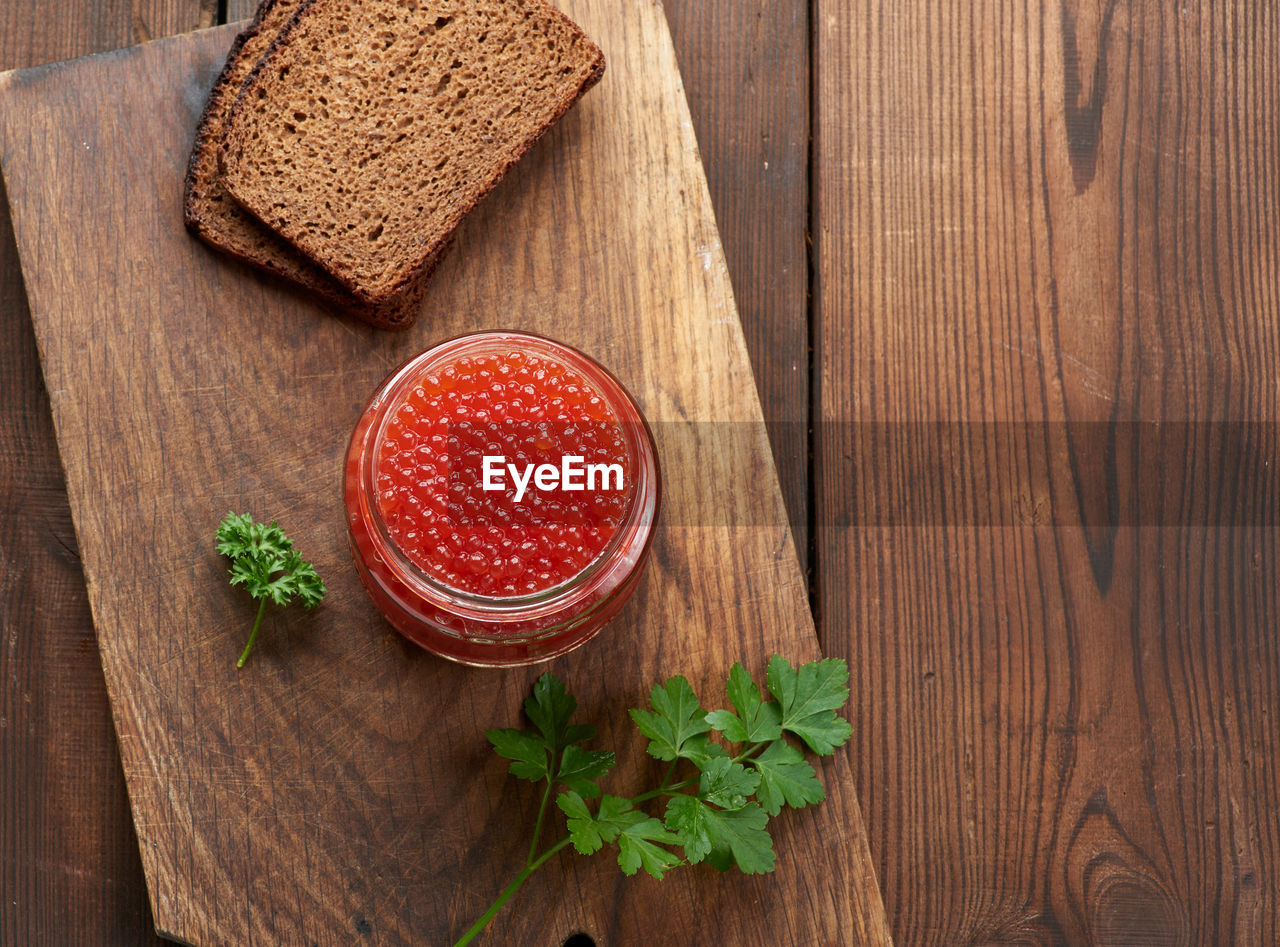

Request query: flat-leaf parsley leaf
[
  {"left": 628, "top": 675, "right": 711, "bottom": 761},
  {"left": 766, "top": 655, "right": 855, "bottom": 754}
]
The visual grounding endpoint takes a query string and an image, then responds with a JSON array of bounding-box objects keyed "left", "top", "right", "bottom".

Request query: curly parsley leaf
[
  {"left": 228, "top": 550, "right": 324, "bottom": 608},
  {"left": 765, "top": 655, "right": 854, "bottom": 754},
  {"left": 628, "top": 675, "right": 711, "bottom": 761},
  {"left": 216, "top": 511, "right": 288, "bottom": 562},
  {"left": 750, "top": 739, "right": 826, "bottom": 816},
  {"left": 706, "top": 662, "right": 783, "bottom": 744},
  {"left": 215, "top": 512, "right": 326, "bottom": 667}
]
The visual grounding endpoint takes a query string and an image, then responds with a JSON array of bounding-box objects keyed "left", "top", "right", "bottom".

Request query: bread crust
[
  {"left": 183, "top": 0, "right": 276, "bottom": 236},
  {"left": 184, "top": 0, "right": 438, "bottom": 329}
]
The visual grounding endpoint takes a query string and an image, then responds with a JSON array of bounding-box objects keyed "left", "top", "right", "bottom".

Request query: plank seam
[{"left": 805, "top": 0, "right": 821, "bottom": 643}]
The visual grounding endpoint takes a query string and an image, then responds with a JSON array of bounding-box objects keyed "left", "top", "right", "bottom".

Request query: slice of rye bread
[
  {"left": 184, "top": 0, "right": 441, "bottom": 329},
  {"left": 219, "top": 0, "right": 605, "bottom": 308}
]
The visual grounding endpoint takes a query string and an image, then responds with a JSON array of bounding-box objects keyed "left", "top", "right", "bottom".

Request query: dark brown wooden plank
[
  {"left": 0, "top": 10, "right": 888, "bottom": 944},
  {"left": 227, "top": 0, "right": 259, "bottom": 23},
  {"left": 817, "top": 0, "right": 1280, "bottom": 942},
  {"left": 663, "top": 0, "right": 811, "bottom": 562},
  {"left": 0, "top": 176, "right": 159, "bottom": 947},
  {"left": 0, "top": 4, "right": 200, "bottom": 945}
]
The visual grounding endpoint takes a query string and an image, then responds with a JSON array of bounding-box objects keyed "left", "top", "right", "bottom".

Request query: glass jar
[{"left": 344, "top": 331, "right": 661, "bottom": 666}]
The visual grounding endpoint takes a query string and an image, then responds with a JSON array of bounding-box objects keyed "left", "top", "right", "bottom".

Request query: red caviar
[
  {"left": 345, "top": 332, "right": 660, "bottom": 667},
  {"left": 375, "top": 350, "right": 634, "bottom": 596}
]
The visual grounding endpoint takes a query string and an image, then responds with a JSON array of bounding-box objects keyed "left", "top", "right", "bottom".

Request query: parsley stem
[
  {"left": 658, "top": 759, "right": 678, "bottom": 790},
  {"left": 628, "top": 743, "right": 771, "bottom": 806},
  {"left": 630, "top": 777, "right": 697, "bottom": 805},
  {"left": 528, "top": 775, "right": 553, "bottom": 867},
  {"left": 626, "top": 743, "right": 773, "bottom": 807},
  {"left": 236, "top": 598, "right": 268, "bottom": 668},
  {"left": 453, "top": 835, "right": 571, "bottom": 947},
  {"left": 732, "top": 742, "right": 769, "bottom": 764}
]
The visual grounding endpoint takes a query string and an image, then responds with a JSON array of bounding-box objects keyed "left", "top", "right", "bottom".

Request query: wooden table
[{"left": 2, "top": 1, "right": 1275, "bottom": 943}]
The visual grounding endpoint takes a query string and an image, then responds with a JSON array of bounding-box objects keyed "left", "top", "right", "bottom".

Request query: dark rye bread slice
[
  {"left": 219, "top": 0, "right": 605, "bottom": 307},
  {"left": 184, "top": 0, "right": 439, "bottom": 329}
]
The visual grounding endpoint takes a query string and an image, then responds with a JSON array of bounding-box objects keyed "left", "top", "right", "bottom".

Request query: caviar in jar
[{"left": 345, "top": 332, "right": 660, "bottom": 666}]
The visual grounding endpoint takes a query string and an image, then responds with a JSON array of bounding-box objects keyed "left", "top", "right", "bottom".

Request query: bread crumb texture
[{"left": 221, "top": 0, "right": 605, "bottom": 305}]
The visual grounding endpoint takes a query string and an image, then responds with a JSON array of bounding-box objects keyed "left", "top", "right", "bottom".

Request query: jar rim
[{"left": 352, "top": 330, "right": 661, "bottom": 619}]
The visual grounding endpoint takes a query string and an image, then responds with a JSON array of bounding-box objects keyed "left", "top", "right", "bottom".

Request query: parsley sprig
[
  {"left": 215, "top": 512, "right": 326, "bottom": 667},
  {"left": 454, "top": 655, "right": 852, "bottom": 945}
]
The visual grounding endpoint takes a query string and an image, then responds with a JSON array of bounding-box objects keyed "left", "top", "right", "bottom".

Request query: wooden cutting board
[{"left": 0, "top": 7, "right": 889, "bottom": 945}]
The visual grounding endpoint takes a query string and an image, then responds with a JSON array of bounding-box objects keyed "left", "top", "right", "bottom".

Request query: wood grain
[
  {"left": 663, "top": 0, "right": 811, "bottom": 559},
  {"left": 226, "top": 0, "right": 259, "bottom": 23},
  {"left": 0, "top": 3, "right": 198, "bottom": 945},
  {"left": 816, "top": 0, "right": 1279, "bottom": 943},
  {"left": 1, "top": 10, "right": 888, "bottom": 946}
]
